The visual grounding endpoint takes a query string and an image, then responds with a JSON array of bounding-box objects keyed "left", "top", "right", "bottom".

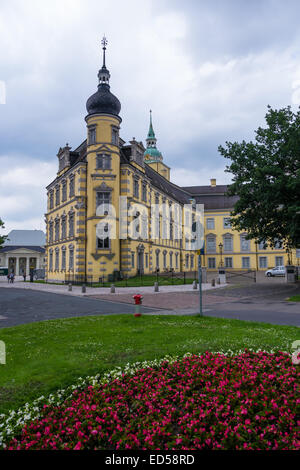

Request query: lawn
[
  {"left": 288, "top": 294, "right": 300, "bottom": 302},
  {"left": 0, "top": 315, "right": 298, "bottom": 415},
  {"left": 28, "top": 274, "right": 197, "bottom": 287}
]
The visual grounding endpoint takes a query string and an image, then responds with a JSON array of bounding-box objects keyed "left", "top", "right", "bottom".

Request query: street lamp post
[{"left": 219, "top": 242, "right": 224, "bottom": 267}]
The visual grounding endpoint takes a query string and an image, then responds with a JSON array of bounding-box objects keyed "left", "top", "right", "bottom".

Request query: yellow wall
[{"left": 203, "top": 210, "right": 293, "bottom": 270}]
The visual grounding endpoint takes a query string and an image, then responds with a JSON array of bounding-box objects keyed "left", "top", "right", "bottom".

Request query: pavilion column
[
  {"left": 26, "top": 257, "right": 30, "bottom": 275},
  {"left": 15, "top": 257, "right": 19, "bottom": 276}
]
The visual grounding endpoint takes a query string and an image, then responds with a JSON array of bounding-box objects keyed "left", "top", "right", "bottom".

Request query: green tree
[
  {"left": 219, "top": 106, "right": 300, "bottom": 250},
  {"left": 0, "top": 218, "right": 7, "bottom": 249}
]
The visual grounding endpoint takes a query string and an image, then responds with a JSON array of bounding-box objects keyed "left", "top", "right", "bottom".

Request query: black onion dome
[{"left": 86, "top": 83, "right": 121, "bottom": 117}]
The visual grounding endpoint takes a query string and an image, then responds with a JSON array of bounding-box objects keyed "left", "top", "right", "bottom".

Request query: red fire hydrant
[{"left": 133, "top": 294, "right": 143, "bottom": 317}]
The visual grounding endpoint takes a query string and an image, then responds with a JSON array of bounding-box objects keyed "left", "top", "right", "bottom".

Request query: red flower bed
[{"left": 8, "top": 351, "right": 300, "bottom": 450}]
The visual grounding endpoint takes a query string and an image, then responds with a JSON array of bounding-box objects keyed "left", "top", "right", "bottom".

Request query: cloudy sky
[{"left": 0, "top": 0, "right": 300, "bottom": 234}]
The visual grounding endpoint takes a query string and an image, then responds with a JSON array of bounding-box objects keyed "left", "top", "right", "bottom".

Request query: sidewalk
[{"left": 0, "top": 279, "right": 226, "bottom": 297}]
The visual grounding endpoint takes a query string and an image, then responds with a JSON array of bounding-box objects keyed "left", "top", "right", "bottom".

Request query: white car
[{"left": 265, "top": 266, "right": 286, "bottom": 277}]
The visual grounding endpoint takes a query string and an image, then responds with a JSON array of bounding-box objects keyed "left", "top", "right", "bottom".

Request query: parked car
[{"left": 265, "top": 266, "right": 286, "bottom": 277}]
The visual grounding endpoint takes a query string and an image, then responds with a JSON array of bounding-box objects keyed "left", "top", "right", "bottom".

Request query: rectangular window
[
  {"left": 97, "top": 222, "right": 110, "bottom": 249},
  {"left": 112, "top": 128, "right": 118, "bottom": 145},
  {"left": 69, "top": 214, "right": 74, "bottom": 238},
  {"left": 61, "top": 250, "right": 66, "bottom": 270},
  {"left": 206, "top": 218, "right": 215, "bottom": 230},
  {"left": 69, "top": 249, "right": 74, "bottom": 270},
  {"left": 62, "top": 181, "right": 67, "bottom": 202},
  {"left": 275, "top": 256, "right": 284, "bottom": 266},
  {"left": 163, "top": 252, "right": 167, "bottom": 269},
  {"left": 97, "top": 236, "right": 110, "bottom": 249},
  {"left": 96, "top": 192, "right": 110, "bottom": 213},
  {"left": 156, "top": 252, "right": 160, "bottom": 269},
  {"left": 49, "top": 251, "right": 53, "bottom": 271},
  {"left": 208, "top": 257, "right": 216, "bottom": 269},
  {"left": 175, "top": 253, "right": 179, "bottom": 269},
  {"left": 89, "top": 128, "right": 96, "bottom": 144},
  {"left": 49, "top": 223, "right": 53, "bottom": 243},
  {"left": 96, "top": 154, "right": 111, "bottom": 170},
  {"left": 225, "top": 257, "right": 233, "bottom": 268},
  {"left": 142, "top": 184, "right": 147, "bottom": 202},
  {"left": 223, "top": 217, "right": 231, "bottom": 229},
  {"left": 170, "top": 253, "right": 173, "bottom": 268},
  {"left": 49, "top": 191, "right": 54, "bottom": 209},
  {"left": 55, "top": 250, "right": 59, "bottom": 271},
  {"left": 55, "top": 220, "right": 60, "bottom": 241},
  {"left": 207, "top": 236, "right": 216, "bottom": 253},
  {"left": 134, "top": 179, "right": 139, "bottom": 198},
  {"left": 242, "top": 257, "right": 250, "bottom": 269},
  {"left": 145, "top": 253, "right": 148, "bottom": 268},
  {"left": 259, "top": 256, "right": 267, "bottom": 268},
  {"left": 259, "top": 241, "right": 267, "bottom": 250},
  {"left": 61, "top": 217, "right": 66, "bottom": 239},
  {"left": 190, "top": 255, "right": 194, "bottom": 269},
  {"left": 131, "top": 252, "right": 135, "bottom": 268},
  {"left": 223, "top": 235, "right": 233, "bottom": 252},
  {"left": 241, "top": 235, "right": 250, "bottom": 252},
  {"left": 55, "top": 186, "right": 60, "bottom": 206},
  {"left": 69, "top": 176, "right": 75, "bottom": 197}
]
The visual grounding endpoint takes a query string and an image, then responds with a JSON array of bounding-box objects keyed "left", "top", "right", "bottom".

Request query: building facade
[
  {"left": 45, "top": 40, "right": 292, "bottom": 283},
  {"left": 0, "top": 230, "right": 46, "bottom": 275}
]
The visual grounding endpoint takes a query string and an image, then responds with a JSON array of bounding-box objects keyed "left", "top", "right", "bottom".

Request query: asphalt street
[{"left": 0, "top": 288, "right": 157, "bottom": 328}]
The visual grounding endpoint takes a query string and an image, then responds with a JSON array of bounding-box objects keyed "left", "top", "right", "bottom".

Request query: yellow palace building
[{"left": 45, "top": 39, "right": 292, "bottom": 283}]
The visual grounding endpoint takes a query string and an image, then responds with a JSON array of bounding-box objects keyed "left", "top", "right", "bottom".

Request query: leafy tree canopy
[
  {"left": 219, "top": 106, "right": 300, "bottom": 249},
  {"left": 0, "top": 218, "right": 7, "bottom": 249}
]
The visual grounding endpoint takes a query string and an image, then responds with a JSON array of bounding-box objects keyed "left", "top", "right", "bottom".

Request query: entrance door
[
  {"left": 8, "top": 257, "right": 16, "bottom": 274},
  {"left": 29, "top": 257, "right": 37, "bottom": 273},
  {"left": 19, "top": 258, "right": 26, "bottom": 275},
  {"left": 137, "top": 251, "right": 144, "bottom": 275}
]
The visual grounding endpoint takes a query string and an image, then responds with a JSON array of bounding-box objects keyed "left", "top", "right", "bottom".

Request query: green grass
[
  {"left": 27, "top": 275, "right": 196, "bottom": 287},
  {"left": 92, "top": 274, "right": 196, "bottom": 287},
  {"left": 288, "top": 295, "right": 300, "bottom": 302},
  {"left": 0, "top": 315, "right": 298, "bottom": 414}
]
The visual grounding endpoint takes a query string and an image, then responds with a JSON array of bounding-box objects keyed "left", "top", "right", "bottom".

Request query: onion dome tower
[
  {"left": 86, "top": 37, "right": 121, "bottom": 117},
  {"left": 143, "top": 110, "right": 163, "bottom": 163}
]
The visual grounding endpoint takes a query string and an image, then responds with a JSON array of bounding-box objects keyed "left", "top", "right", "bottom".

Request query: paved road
[
  {"left": 0, "top": 284, "right": 299, "bottom": 328},
  {"left": 91, "top": 283, "right": 300, "bottom": 327},
  {"left": 0, "top": 288, "right": 158, "bottom": 328}
]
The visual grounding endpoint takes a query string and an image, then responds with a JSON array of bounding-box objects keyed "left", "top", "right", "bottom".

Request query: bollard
[
  {"left": 133, "top": 294, "right": 143, "bottom": 317},
  {"left": 110, "top": 284, "right": 115, "bottom": 293},
  {"left": 211, "top": 278, "right": 215, "bottom": 287},
  {"left": 68, "top": 283, "right": 72, "bottom": 292},
  {"left": 192, "top": 280, "right": 197, "bottom": 290},
  {"left": 81, "top": 284, "right": 86, "bottom": 293},
  {"left": 154, "top": 282, "right": 159, "bottom": 292}
]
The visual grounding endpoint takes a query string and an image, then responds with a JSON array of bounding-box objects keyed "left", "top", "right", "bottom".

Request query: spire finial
[
  {"left": 101, "top": 35, "right": 108, "bottom": 67},
  {"left": 98, "top": 35, "right": 110, "bottom": 86}
]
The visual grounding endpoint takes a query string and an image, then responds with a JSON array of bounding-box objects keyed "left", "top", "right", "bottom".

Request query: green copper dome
[
  {"left": 144, "top": 146, "right": 163, "bottom": 162},
  {"left": 144, "top": 110, "right": 163, "bottom": 163}
]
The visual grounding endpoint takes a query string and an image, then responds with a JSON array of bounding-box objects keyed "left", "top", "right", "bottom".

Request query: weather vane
[
  {"left": 101, "top": 35, "right": 108, "bottom": 49},
  {"left": 101, "top": 35, "right": 108, "bottom": 68}
]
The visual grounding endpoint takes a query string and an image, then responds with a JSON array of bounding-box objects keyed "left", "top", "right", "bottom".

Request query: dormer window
[{"left": 96, "top": 153, "right": 111, "bottom": 169}]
